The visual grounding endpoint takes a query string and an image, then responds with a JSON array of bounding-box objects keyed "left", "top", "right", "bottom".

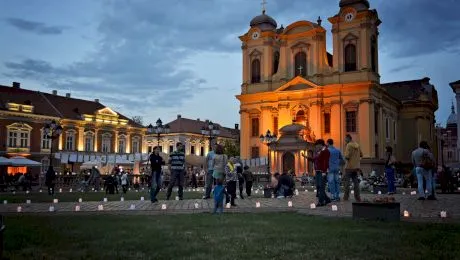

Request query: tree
[
  {"left": 132, "top": 116, "right": 143, "bottom": 126},
  {"left": 222, "top": 139, "right": 240, "bottom": 158}
]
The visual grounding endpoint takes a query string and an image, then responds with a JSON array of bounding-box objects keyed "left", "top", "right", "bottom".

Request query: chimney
[
  {"left": 52, "top": 90, "right": 57, "bottom": 95},
  {"left": 94, "top": 99, "right": 99, "bottom": 103},
  {"left": 12, "top": 82, "right": 20, "bottom": 88},
  {"left": 234, "top": 123, "right": 239, "bottom": 130},
  {"left": 177, "top": 114, "right": 181, "bottom": 119},
  {"left": 65, "top": 93, "right": 71, "bottom": 98}
]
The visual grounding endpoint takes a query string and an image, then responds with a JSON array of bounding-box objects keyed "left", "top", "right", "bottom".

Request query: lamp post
[
  {"left": 147, "top": 118, "right": 170, "bottom": 152},
  {"left": 259, "top": 130, "right": 277, "bottom": 174},
  {"left": 44, "top": 120, "right": 63, "bottom": 168},
  {"left": 201, "top": 121, "right": 220, "bottom": 150}
]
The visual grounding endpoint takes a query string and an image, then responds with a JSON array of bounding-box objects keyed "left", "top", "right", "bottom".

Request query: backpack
[{"left": 421, "top": 150, "right": 434, "bottom": 170}]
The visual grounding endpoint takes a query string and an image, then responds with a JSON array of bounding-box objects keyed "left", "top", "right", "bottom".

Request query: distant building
[
  {"left": 145, "top": 114, "right": 240, "bottom": 158},
  {"left": 436, "top": 103, "right": 458, "bottom": 167}
]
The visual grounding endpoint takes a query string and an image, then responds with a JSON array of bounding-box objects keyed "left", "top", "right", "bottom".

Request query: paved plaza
[{"left": 1, "top": 189, "right": 459, "bottom": 221}]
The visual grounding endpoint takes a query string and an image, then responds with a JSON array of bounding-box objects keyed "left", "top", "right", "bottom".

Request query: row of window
[
  {"left": 249, "top": 111, "right": 358, "bottom": 138},
  {"left": 250, "top": 38, "right": 378, "bottom": 84},
  {"left": 7, "top": 127, "right": 140, "bottom": 153}
]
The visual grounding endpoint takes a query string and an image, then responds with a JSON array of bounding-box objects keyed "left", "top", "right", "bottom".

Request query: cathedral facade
[{"left": 236, "top": 0, "right": 438, "bottom": 175}]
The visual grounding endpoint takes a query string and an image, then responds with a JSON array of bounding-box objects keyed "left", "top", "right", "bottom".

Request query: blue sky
[{"left": 1, "top": 0, "right": 459, "bottom": 127}]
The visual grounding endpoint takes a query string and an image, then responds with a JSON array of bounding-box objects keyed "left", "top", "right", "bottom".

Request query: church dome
[{"left": 250, "top": 12, "right": 277, "bottom": 32}]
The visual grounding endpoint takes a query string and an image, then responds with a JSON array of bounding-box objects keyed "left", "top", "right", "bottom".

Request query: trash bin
[{"left": 0, "top": 215, "right": 5, "bottom": 260}]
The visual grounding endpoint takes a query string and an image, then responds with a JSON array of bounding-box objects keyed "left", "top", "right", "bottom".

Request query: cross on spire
[
  {"left": 297, "top": 65, "right": 304, "bottom": 76},
  {"left": 261, "top": 0, "right": 267, "bottom": 14}
]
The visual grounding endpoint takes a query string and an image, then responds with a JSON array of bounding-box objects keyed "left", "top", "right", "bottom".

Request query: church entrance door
[{"left": 282, "top": 152, "right": 295, "bottom": 174}]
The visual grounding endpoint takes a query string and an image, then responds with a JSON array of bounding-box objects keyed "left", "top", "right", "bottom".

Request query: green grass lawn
[{"left": 3, "top": 213, "right": 460, "bottom": 260}]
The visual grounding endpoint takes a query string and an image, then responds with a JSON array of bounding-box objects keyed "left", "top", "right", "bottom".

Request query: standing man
[
  {"left": 45, "top": 166, "right": 56, "bottom": 196},
  {"left": 91, "top": 166, "right": 101, "bottom": 191},
  {"left": 312, "top": 139, "right": 331, "bottom": 206},
  {"left": 327, "top": 139, "right": 344, "bottom": 202},
  {"left": 343, "top": 134, "right": 362, "bottom": 202},
  {"left": 150, "top": 146, "right": 165, "bottom": 203},
  {"left": 166, "top": 142, "right": 186, "bottom": 200},
  {"left": 203, "top": 142, "right": 216, "bottom": 199},
  {"left": 411, "top": 141, "right": 435, "bottom": 200}
]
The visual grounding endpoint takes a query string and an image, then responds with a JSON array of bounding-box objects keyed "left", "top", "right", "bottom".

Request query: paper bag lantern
[
  {"left": 26, "top": 200, "right": 31, "bottom": 204},
  {"left": 410, "top": 191, "right": 416, "bottom": 195},
  {"left": 140, "top": 197, "right": 145, "bottom": 201},
  {"left": 17, "top": 206, "right": 22, "bottom": 212},
  {"left": 78, "top": 198, "right": 83, "bottom": 203},
  {"left": 255, "top": 190, "right": 259, "bottom": 194},
  {"left": 440, "top": 211, "right": 447, "bottom": 218},
  {"left": 332, "top": 205, "right": 338, "bottom": 211},
  {"left": 256, "top": 202, "right": 261, "bottom": 208},
  {"left": 53, "top": 199, "right": 58, "bottom": 203},
  {"left": 161, "top": 204, "right": 167, "bottom": 210},
  {"left": 288, "top": 201, "right": 293, "bottom": 207},
  {"left": 39, "top": 189, "right": 42, "bottom": 193},
  {"left": 130, "top": 204, "right": 135, "bottom": 210},
  {"left": 12, "top": 191, "right": 16, "bottom": 195},
  {"left": 402, "top": 192, "right": 406, "bottom": 195},
  {"left": 26, "top": 190, "right": 30, "bottom": 194},
  {"left": 192, "top": 189, "right": 196, "bottom": 192},
  {"left": 314, "top": 189, "right": 317, "bottom": 193},
  {"left": 295, "top": 190, "right": 299, "bottom": 196},
  {"left": 351, "top": 190, "right": 354, "bottom": 194},
  {"left": 103, "top": 198, "right": 108, "bottom": 202},
  {"left": 3, "top": 200, "right": 7, "bottom": 204},
  {"left": 226, "top": 203, "right": 231, "bottom": 209},
  {"left": 98, "top": 204, "right": 104, "bottom": 211},
  {"left": 75, "top": 205, "right": 81, "bottom": 212},
  {"left": 403, "top": 210, "right": 410, "bottom": 217},
  {"left": 69, "top": 189, "right": 73, "bottom": 193},
  {"left": 310, "top": 203, "right": 316, "bottom": 209},
  {"left": 59, "top": 188, "right": 62, "bottom": 193},
  {"left": 378, "top": 191, "right": 382, "bottom": 195},
  {"left": 49, "top": 206, "right": 55, "bottom": 212},
  {"left": 194, "top": 203, "right": 199, "bottom": 209},
  {"left": 120, "top": 197, "right": 124, "bottom": 202},
  {"left": 175, "top": 196, "right": 179, "bottom": 201}
]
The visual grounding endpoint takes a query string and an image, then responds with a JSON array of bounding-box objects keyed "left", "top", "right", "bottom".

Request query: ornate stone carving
[
  {"left": 343, "top": 100, "right": 359, "bottom": 111},
  {"left": 261, "top": 105, "right": 274, "bottom": 111},
  {"left": 278, "top": 103, "right": 290, "bottom": 109}
]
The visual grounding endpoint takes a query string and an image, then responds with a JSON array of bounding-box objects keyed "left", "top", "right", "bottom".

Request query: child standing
[{"left": 213, "top": 179, "right": 226, "bottom": 214}]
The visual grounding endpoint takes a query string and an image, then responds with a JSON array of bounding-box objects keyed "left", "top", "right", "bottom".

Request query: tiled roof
[
  {"left": 381, "top": 77, "right": 436, "bottom": 102},
  {"left": 0, "top": 83, "right": 143, "bottom": 127},
  {"left": 166, "top": 116, "right": 238, "bottom": 139}
]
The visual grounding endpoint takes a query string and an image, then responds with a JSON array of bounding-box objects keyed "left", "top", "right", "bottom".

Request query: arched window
[
  {"left": 251, "top": 59, "right": 261, "bottom": 83},
  {"left": 294, "top": 52, "right": 307, "bottom": 77},
  {"left": 273, "top": 51, "right": 280, "bottom": 75},
  {"left": 371, "top": 36, "right": 377, "bottom": 72},
  {"left": 344, "top": 44, "right": 357, "bottom": 72}
]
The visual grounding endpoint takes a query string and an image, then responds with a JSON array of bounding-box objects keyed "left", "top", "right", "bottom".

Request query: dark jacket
[
  {"left": 276, "top": 173, "right": 295, "bottom": 196},
  {"left": 45, "top": 168, "right": 56, "bottom": 185},
  {"left": 314, "top": 147, "right": 330, "bottom": 172},
  {"left": 149, "top": 154, "right": 165, "bottom": 173}
]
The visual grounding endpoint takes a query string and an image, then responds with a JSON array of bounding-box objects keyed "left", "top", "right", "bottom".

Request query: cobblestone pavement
[{"left": 1, "top": 189, "right": 459, "bottom": 222}]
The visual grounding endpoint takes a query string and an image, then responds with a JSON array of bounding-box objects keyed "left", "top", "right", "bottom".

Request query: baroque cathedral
[{"left": 236, "top": 0, "right": 438, "bottom": 174}]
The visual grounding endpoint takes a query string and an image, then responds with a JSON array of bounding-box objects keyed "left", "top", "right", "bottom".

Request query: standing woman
[
  {"left": 212, "top": 144, "right": 228, "bottom": 182},
  {"left": 234, "top": 157, "right": 244, "bottom": 199},
  {"left": 384, "top": 146, "right": 397, "bottom": 195}
]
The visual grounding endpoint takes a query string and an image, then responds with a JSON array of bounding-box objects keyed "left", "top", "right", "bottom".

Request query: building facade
[
  {"left": 0, "top": 82, "right": 145, "bottom": 176},
  {"left": 237, "top": 0, "right": 438, "bottom": 175},
  {"left": 435, "top": 102, "right": 458, "bottom": 167}
]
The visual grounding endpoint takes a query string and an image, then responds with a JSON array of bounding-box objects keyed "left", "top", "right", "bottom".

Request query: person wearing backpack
[{"left": 411, "top": 141, "right": 435, "bottom": 200}]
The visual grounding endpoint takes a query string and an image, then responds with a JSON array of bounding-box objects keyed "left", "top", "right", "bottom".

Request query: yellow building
[{"left": 236, "top": 0, "right": 438, "bottom": 175}]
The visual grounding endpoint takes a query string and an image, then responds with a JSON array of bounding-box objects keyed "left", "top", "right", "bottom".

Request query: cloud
[
  {"left": 389, "top": 64, "right": 413, "bottom": 74},
  {"left": 5, "top": 18, "right": 67, "bottom": 35},
  {"left": 377, "top": 0, "right": 460, "bottom": 57}
]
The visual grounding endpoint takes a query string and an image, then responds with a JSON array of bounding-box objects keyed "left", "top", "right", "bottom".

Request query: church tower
[{"left": 328, "top": 0, "right": 381, "bottom": 83}]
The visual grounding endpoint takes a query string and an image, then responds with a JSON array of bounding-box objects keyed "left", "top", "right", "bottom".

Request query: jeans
[
  {"left": 226, "top": 181, "right": 237, "bottom": 205},
  {"left": 213, "top": 198, "right": 224, "bottom": 214},
  {"left": 166, "top": 170, "right": 185, "bottom": 199},
  {"left": 416, "top": 167, "right": 432, "bottom": 197},
  {"left": 327, "top": 169, "right": 340, "bottom": 200},
  {"left": 150, "top": 170, "right": 162, "bottom": 201},
  {"left": 343, "top": 170, "right": 361, "bottom": 201},
  {"left": 122, "top": 184, "right": 128, "bottom": 194},
  {"left": 385, "top": 167, "right": 396, "bottom": 193},
  {"left": 204, "top": 170, "right": 214, "bottom": 198},
  {"left": 315, "top": 171, "right": 330, "bottom": 205},
  {"left": 238, "top": 177, "right": 245, "bottom": 198}
]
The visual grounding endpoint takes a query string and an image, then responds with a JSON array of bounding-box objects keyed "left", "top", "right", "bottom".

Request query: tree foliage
[
  {"left": 132, "top": 116, "right": 144, "bottom": 126},
  {"left": 222, "top": 139, "right": 240, "bottom": 158}
]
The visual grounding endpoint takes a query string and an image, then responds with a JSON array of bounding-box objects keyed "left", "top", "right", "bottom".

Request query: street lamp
[
  {"left": 44, "top": 120, "right": 63, "bottom": 168},
  {"left": 201, "top": 121, "right": 220, "bottom": 150},
  {"left": 147, "top": 118, "right": 170, "bottom": 152},
  {"left": 259, "top": 130, "right": 277, "bottom": 174}
]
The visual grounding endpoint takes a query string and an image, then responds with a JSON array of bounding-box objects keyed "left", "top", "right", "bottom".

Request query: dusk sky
[{"left": 0, "top": 0, "right": 459, "bottom": 128}]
